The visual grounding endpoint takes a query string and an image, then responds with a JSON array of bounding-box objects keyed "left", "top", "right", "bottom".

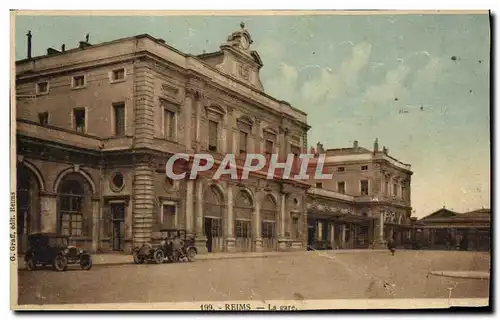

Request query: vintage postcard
[{"left": 10, "top": 10, "right": 491, "bottom": 311}]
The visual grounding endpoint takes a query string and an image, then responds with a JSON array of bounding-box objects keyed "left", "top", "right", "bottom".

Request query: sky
[{"left": 14, "top": 13, "right": 491, "bottom": 218}]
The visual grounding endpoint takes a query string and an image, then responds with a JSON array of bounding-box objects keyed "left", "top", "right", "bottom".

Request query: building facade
[
  {"left": 305, "top": 140, "right": 414, "bottom": 249},
  {"left": 413, "top": 208, "right": 491, "bottom": 251},
  {"left": 15, "top": 25, "right": 311, "bottom": 254}
]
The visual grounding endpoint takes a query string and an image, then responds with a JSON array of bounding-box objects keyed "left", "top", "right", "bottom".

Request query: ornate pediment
[
  {"left": 214, "top": 23, "right": 264, "bottom": 90},
  {"left": 225, "top": 22, "right": 254, "bottom": 52}
]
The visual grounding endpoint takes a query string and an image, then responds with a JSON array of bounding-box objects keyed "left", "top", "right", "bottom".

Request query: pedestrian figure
[
  {"left": 387, "top": 237, "right": 396, "bottom": 256},
  {"left": 172, "top": 235, "right": 183, "bottom": 259}
]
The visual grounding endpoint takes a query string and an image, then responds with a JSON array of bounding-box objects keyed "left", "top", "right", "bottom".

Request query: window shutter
[
  {"left": 239, "top": 131, "right": 247, "bottom": 152},
  {"left": 168, "top": 112, "right": 175, "bottom": 138},
  {"left": 114, "top": 104, "right": 125, "bottom": 136},
  {"left": 209, "top": 121, "right": 218, "bottom": 148}
]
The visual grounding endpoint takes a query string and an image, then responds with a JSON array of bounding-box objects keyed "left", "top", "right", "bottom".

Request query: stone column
[
  {"left": 232, "top": 127, "right": 238, "bottom": 155},
  {"left": 225, "top": 183, "right": 236, "bottom": 252},
  {"left": 91, "top": 197, "right": 100, "bottom": 253},
  {"left": 132, "top": 155, "right": 155, "bottom": 246},
  {"left": 184, "top": 91, "right": 193, "bottom": 151},
  {"left": 194, "top": 179, "right": 207, "bottom": 254},
  {"left": 185, "top": 179, "right": 194, "bottom": 236},
  {"left": 39, "top": 192, "right": 57, "bottom": 233},
  {"left": 253, "top": 191, "right": 263, "bottom": 252},
  {"left": 340, "top": 224, "right": 346, "bottom": 249},
  {"left": 222, "top": 110, "right": 232, "bottom": 154},
  {"left": 255, "top": 118, "right": 263, "bottom": 153},
  {"left": 329, "top": 222, "right": 335, "bottom": 250},
  {"left": 279, "top": 127, "right": 289, "bottom": 159},
  {"left": 194, "top": 95, "right": 202, "bottom": 152},
  {"left": 373, "top": 211, "right": 386, "bottom": 248},
  {"left": 278, "top": 193, "right": 287, "bottom": 250}
]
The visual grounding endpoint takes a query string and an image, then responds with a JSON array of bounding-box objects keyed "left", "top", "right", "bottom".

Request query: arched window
[{"left": 59, "top": 180, "right": 84, "bottom": 236}]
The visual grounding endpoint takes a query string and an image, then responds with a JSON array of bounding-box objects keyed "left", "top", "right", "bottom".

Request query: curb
[
  {"left": 17, "top": 250, "right": 305, "bottom": 270},
  {"left": 429, "top": 271, "right": 490, "bottom": 280}
]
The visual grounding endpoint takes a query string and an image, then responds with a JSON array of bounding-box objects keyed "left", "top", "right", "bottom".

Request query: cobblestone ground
[{"left": 17, "top": 250, "right": 490, "bottom": 305}]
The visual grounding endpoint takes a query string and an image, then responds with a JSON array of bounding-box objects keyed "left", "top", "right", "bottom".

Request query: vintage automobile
[
  {"left": 24, "top": 233, "right": 93, "bottom": 271},
  {"left": 133, "top": 229, "right": 197, "bottom": 264},
  {"left": 307, "top": 239, "right": 333, "bottom": 251}
]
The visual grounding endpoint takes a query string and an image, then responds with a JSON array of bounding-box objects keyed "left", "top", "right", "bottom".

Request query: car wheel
[
  {"left": 26, "top": 258, "right": 36, "bottom": 271},
  {"left": 187, "top": 248, "right": 196, "bottom": 262},
  {"left": 53, "top": 255, "right": 68, "bottom": 272},
  {"left": 172, "top": 253, "right": 180, "bottom": 263},
  {"left": 133, "top": 252, "right": 144, "bottom": 264},
  {"left": 153, "top": 249, "right": 165, "bottom": 264},
  {"left": 80, "top": 256, "right": 92, "bottom": 270}
]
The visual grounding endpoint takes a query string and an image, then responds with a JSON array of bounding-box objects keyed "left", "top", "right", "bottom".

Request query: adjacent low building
[
  {"left": 413, "top": 207, "right": 491, "bottom": 251},
  {"left": 305, "top": 140, "right": 414, "bottom": 249}
]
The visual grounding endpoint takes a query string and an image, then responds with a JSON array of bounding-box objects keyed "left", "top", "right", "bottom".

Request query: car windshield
[
  {"left": 48, "top": 237, "right": 68, "bottom": 247},
  {"left": 167, "top": 231, "right": 177, "bottom": 239}
]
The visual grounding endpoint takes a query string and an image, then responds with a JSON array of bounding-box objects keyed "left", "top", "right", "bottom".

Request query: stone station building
[{"left": 15, "top": 24, "right": 415, "bottom": 254}]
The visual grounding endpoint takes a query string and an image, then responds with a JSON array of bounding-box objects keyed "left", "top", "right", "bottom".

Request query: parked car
[
  {"left": 24, "top": 233, "right": 93, "bottom": 271},
  {"left": 133, "top": 229, "right": 197, "bottom": 264},
  {"left": 163, "top": 229, "right": 197, "bottom": 262},
  {"left": 307, "top": 239, "right": 332, "bottom": 251}
]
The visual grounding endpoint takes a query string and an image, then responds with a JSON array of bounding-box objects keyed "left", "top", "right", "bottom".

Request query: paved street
[{"left": 17, "top": 250, "right": 490, "bottom": 305}]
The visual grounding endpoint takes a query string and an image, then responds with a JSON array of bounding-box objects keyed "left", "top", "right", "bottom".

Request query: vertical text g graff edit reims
[{"left": 10, "top": 192, "right": 17, "bottom": 261}]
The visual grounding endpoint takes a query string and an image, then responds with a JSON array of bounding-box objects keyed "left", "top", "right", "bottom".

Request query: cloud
[
  {"left": 412, "top": 56, "right": 442, "bottom": 87},
  {"left": 364, "top": 64, "right": 411, "bottom": 106},
  {"left": 264, "top": 63, "right": 300, "bottom": 102},
  {"left": 263, "top": 41, "right": 372, "bottom": 109},
  {"left": 300, "top": 41, "right": 372, "bottom": 105},
  {"left": 254, "top": 38, "right": 285, "bottom": 61},
  {"left": 339, "top": 42, "right": 372, "bottom": 76}
]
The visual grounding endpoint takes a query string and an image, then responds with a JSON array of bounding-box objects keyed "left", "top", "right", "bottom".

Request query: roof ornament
[{"left": 240, "top": 22, "right": 245, "bottom": 29}]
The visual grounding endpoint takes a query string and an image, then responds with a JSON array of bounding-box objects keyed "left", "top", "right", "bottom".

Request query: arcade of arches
[
  {"left": 16, "top": 160, "right": 414, "bottom": 254},
  {"left": 15, "top": 161, "right": 307, "bottom": 254}
]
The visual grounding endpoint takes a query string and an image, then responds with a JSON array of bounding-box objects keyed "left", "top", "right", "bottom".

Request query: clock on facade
[{"left": 240, "top": 36, "right": 249, "bottom": 49}]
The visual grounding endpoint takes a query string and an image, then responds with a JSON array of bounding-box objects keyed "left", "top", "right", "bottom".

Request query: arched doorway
[
  {"left": 261, "top": 194, "right": 278, "bottom": 251},
  {"left": 17, "top": 164, "right": 41, "bottom": 253},
  {"left": 203, "top": 185, "right": 224, "bottom": 253},
  {"left": 234, "top": 190, "right": 253, "bottom": 252},
  {"left": 57, "top": 173, "right": 93, "bottom": 243}
]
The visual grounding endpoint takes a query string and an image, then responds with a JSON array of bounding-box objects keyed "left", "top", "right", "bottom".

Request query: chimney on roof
[
  {"left": 383, "top": 146, "right": 388, "bottom": 155},
  {"left": 61, "top": 44, "right": 66, "bottom": 52},
  {"left": 316, "top": 142, "right": 323, "bottom": 154},
  {"left": 79, "top": 33, "right": 92, "bottom": 49},
  {"left": 353, "top": 140, "right": 359, "bottom": 149},
  {"left": 47, "top": 47, "right": 60, "bottom": 55},
  {"left": 374, "top": 138, "right": 379, "bottom": 153},
  {"left": 26, "top": 30, "right": 32, "bottom": 59},
  {"left": 157, "top": 38, "right": 166, "bottom": 44}
]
